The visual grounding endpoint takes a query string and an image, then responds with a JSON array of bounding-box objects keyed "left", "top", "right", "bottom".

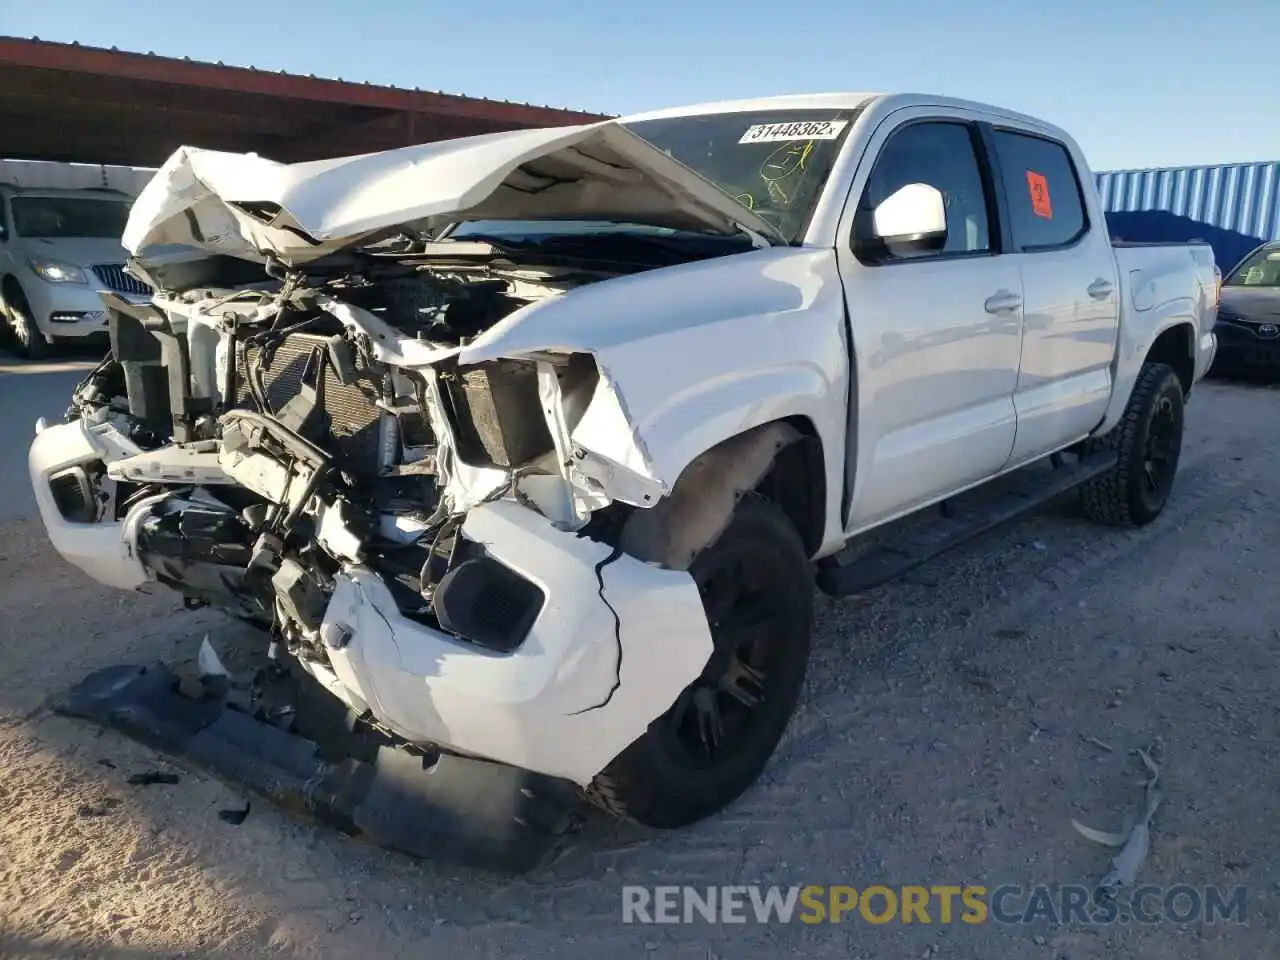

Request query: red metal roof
[{"left": 0, "top": 36, "right": 611, "bottom": 166}]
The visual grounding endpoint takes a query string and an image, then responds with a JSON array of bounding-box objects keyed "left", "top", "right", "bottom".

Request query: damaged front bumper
[
  {"left": 300, "top": 500, "right": 712, "bottom": 785},
  {"left": 29, "top": 415, "right": 713, "bottom": 787}
]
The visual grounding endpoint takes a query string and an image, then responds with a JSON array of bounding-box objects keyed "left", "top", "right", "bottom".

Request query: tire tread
[{"left": 1078, "top": 361, "right": 1181, "bottom": 527}]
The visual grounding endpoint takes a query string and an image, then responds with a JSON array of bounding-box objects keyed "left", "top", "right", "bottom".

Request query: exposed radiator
[{"left": 233, "top": 333, "right": 386, "bottom": 478}]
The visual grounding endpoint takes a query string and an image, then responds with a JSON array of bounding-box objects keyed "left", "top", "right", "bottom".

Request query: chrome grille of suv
[{"left": 91, "top": 264, "right": 153, "bottom": 297}]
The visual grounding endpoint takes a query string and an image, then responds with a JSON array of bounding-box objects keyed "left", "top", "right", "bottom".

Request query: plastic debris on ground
[
  {"left": 55, "top": 650, "right": 579, "bottom": 872},
  {"left": 1072, "top": 746, "right": 1162, "bottom": 896}
]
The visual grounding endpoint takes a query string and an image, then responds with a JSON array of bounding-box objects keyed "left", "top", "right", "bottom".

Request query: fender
[
  {"left": 1093, "top": 265, "right": 1204, "bottom": 437},
  {"left": 458, "top": 246, "right": 851, "bottom": 541},
  {"left": 576, "top": 360, "right": 833, "bottom": 495}
]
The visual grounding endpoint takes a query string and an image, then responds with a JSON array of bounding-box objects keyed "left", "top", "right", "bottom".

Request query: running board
[{"left": 815, "top": 450, "right": 1119, "bottom": 598}]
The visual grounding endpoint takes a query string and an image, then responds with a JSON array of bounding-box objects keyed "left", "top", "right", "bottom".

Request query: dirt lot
[{"left": 1, "top": 377, "right": 1278, "bottom": 959}]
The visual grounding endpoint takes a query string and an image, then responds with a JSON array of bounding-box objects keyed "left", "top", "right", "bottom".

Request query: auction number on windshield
[{"left": 738, "top": 120, "right": 848, "bottom": 144}]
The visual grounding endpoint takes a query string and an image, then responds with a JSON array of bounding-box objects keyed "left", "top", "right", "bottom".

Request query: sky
[{"left": 3, "top": 0, "right": 1277, "bottom": 171}]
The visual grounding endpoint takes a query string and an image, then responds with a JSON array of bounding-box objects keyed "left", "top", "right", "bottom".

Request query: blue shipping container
[{"left": 1094, "top": 162, "right": 1280, "bottom": 274}]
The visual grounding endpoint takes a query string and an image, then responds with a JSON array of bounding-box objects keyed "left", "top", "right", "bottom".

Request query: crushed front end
[{"left": 30, "top": 250, "right": 713, "bottom": 824}]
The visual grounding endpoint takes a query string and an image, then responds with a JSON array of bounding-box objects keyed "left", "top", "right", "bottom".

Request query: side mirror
[{"left": 866, "top": 182, "right": 948, "bottom": 256}]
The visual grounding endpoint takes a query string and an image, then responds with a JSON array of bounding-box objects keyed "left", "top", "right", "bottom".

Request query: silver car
[{"left": 0, "top": 185, "right": 153, "bottom": 358}]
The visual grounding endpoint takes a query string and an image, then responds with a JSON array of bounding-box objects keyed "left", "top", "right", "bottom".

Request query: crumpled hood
[{"left": 123, "top": 120, "right": 784, "bottom": 265}]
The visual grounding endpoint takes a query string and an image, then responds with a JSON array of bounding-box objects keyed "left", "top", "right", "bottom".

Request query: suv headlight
[{"left": 28, "top": 259, "right": 88, "bottom": 284}]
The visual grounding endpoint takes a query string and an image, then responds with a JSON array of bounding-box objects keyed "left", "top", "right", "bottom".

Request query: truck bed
[
  {"left": 1112, "top": 239, "right": 1218, "bottom": 382},
  {"left": 1112, "top": 240, "right": 1216, "bottom": 305}
]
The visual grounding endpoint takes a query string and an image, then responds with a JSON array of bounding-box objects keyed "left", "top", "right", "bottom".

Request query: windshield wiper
[{"left": 461, "top": 229, "right": 742, "bottom": 248}]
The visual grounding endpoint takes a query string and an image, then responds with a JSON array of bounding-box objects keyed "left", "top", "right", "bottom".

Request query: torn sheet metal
[{"left": 57, "top": 662, "right": 578, "bottom": 873}]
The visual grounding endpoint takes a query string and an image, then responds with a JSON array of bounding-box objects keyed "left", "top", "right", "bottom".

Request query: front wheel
[
  {"left": 1078, "top": 361, "right": 1185, "bottom": 526},
  {"left": 4, "top": 289, "right": 49, "bottom": 360},
  {"left": 587, "top": 495, "right": 813, "bottom": 828}
]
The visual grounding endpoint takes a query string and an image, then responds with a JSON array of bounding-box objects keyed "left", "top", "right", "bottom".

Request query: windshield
[
  {"left": 11, "top": 196, "right": 131, "bottom": 239},
  {"left": 1225, "top": 245, "right": 1280, "bottom": 287},
  {"left": 622, "top": 109, "right": 858, "bottom": 243},
  {"left": 448, "top": 108, "right": 860, "bottom": 246}
]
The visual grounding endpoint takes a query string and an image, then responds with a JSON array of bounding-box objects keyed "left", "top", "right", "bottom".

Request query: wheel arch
[
  {"left": 1145, "top": 322, "right": 1196, "bottom": 396},
  {"left": 617, "top": 416, "right": 827, "bottom": 570},
  {"left": 1094, "top": 315, "right": 1197, "bottom": 438},
  {"left": 1, "top": 272, "right": 25, "bottom": 307}
]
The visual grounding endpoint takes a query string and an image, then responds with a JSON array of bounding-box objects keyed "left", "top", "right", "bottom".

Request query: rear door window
[{"left": 991, "top": 130, "right": 1088, "bottom": 251}]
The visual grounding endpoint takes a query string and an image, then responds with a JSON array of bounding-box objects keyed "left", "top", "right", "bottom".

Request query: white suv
[{"left": 0, "top": 185, "right": 153, "bottom": 358}]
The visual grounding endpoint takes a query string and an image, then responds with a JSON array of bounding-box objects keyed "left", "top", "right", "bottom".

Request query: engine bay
[{"left": 56, "top": 243, "right": 655, "bottom": 670}]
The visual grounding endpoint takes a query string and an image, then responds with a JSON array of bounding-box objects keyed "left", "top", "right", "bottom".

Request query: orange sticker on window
[{"left": 1027, "top": 170, "right": 1053, "bottom": 219}]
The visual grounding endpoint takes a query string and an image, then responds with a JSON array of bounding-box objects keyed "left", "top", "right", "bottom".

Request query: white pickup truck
[{"left": 29, "top": 92, "right": 1217, "bottom": 850}]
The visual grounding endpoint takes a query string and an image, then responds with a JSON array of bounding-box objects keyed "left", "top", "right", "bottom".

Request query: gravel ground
[{"left": 0, "top": 373, "right": 1277, "bottom": 959}]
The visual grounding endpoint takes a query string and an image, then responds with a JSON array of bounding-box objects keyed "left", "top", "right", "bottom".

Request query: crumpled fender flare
[{"left": 618, "top": 420, "right": 803, "bottom": 570}]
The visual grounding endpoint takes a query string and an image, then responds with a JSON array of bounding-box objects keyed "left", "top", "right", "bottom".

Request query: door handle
[
  {"left": 1087, "top": 278, "right": 1114, "bottom": 300},
  {"left": 984, "top": 290, "right": 1022, "bottom": 314}
]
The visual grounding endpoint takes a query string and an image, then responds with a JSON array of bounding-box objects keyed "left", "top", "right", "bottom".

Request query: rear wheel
[
  {"left": 1079, "top": 361, "right": 1184, "bottom": 526},
  {"left": 587, "top": 496, "right": 813, "bottom": 828}
]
